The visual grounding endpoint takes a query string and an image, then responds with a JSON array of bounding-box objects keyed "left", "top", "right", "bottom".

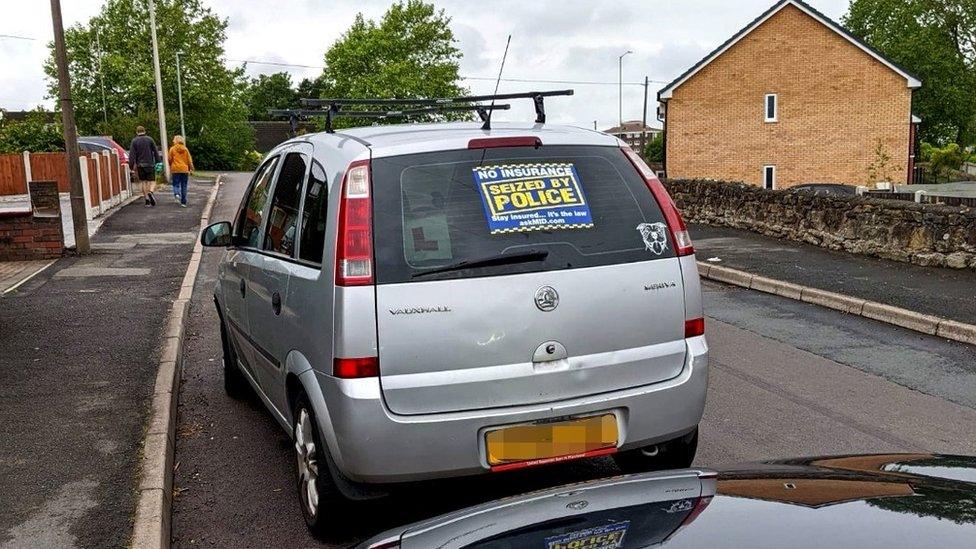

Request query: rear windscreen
[
  {"left": 460, "top": 500, "right": 692, "bottom": 548},
  {"left": 371, "top": 145, "right": 674, "bottom": 284}
]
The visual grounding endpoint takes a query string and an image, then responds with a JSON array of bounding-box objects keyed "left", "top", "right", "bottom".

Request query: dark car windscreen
[{"left": 371, "top": 145, "right": 674, "bottom": 284}]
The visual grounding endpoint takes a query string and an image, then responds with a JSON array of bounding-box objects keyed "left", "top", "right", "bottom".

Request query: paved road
[
  {"left": 691, "top": 223, "right": 976, "bottom": 325},
  {"left": 173, "top": 173, "right": 976, "bottom": 548},
  {"left": 0, "top": 182, "right": 212, "bottom": 549}
]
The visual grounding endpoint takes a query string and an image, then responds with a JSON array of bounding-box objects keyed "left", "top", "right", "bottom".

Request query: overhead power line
[
  {"left": 227, "top": 57, "right": 668, "bottom": 87},
  {"left": 0, "top": 34, "right": 37, "bottom": 41},
  {"left": 464, "top": 76, "right": 666, "bottom": 87},
  {"left": 227, "top": 58, "right": 325, "bottom": 70}
]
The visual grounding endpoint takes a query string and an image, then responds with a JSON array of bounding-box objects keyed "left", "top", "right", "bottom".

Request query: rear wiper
[{"left": 412, "top": 250, "right": 549, "bottom": 279}]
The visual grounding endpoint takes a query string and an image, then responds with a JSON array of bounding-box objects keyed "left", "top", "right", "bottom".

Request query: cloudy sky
[{"left": 2, "top": 0, "right": 849, "bottom": 130}]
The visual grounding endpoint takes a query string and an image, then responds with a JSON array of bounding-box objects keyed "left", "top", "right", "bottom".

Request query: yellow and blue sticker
[
  {"left": 473, "top": 163, "right": 594, "bottom": 234},
  {"left": 544, "top": 521, "right": 629, "bottom": 549}
]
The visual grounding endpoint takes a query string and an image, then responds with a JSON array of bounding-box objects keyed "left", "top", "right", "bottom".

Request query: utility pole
[
  {"left": 50, "top": 0, "right": 90, "bottom": 254},
  {"left": 175, "top": 51, "right": 186, "bottom": 140},
  {"left": 147, "top": 0, "right": 170, "bottom": 180},
  {"left": 640, "top": 76, "right": 649, "bottom": 155},
  {"left": 618, "top": 50, "right": 633, "bottom": 127}
]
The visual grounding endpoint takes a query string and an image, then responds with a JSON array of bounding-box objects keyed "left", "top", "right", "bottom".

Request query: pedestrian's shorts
[{"left": 136, "top": 166, "right": 154, "bottom": 182}]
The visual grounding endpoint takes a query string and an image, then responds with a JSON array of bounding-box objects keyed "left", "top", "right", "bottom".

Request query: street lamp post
[
  {"left": 175, "top": 51, "right": 186, "bottom": 141},
  {"left": 147, "top": 0, "right": 170, "bottom": 180},
  {"left": 95, "top": 28, "right": 107, "bottom": 127},
  {"left": 618, "top": 50, "right": 633, "bottom": 127}
]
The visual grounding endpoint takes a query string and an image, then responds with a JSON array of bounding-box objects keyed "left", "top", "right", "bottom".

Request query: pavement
[
  {"left": 0, "top": 259, "right": 53, "bottom": 295},
  {"left": 0, "top": 179, "right": 213, "bottom": 549},
  {"left": 171, "top": 174, "right": 976, "bottom": 548},
  {"left": 691, "top": 224, "right": 976, "bottom": 325}
]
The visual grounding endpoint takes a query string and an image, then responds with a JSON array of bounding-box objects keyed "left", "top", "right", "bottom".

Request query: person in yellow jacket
[{"left": 168, "top": 135, "right": 194, "bottom": 207}]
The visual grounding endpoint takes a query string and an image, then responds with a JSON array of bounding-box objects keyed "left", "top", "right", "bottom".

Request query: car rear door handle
[
  {"left": 272, "top": 291, "right": 281, "bottom": 316},
  {"left": 239, "top": 278, "right": 246, "bottom": 298}
]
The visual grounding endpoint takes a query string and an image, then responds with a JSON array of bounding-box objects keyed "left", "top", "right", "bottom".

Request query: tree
[
  {"left": 929, "top": 142, "right": 967, "bottom": 175},
  {"left": 643, "top": 134, "right": 664, "bottom": 163},
  {"left": 45, "top": 0, "right": 254, "bottom": 170},
  {"left": 315, "top": 0, "right": 468, "bottom": 126},
  {"left": 244, "top": 72, "right": 299, "bottom": 121},
  {"left": 866, "top": 138, "right": 898, "bottom": 184},
  {"left": 844, "top": 0, "right": 976, "bottom": 146},
  {"left": 0, "top": 111, "right": 64, "bottom": 153},
  {"left": 296, "top": 77, "right": 327, "bottom": 102}
]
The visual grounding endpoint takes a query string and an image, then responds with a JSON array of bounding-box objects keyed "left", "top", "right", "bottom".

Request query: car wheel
[
  {"left": 293, "top": 394, "right": 349, "bottom": 539},
  {"left": 218, "top": 318, "right": 250, "bottom": 399},
  {"left": 612, "top": 427, "right": 698, "bottom": 474}
]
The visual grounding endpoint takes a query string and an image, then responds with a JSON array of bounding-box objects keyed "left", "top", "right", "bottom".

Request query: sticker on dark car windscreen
[
  {"left": 544, "top": 521, "right": 629, "bottom": 549},
  {"left": 472, "top": 163, "right": 594, "bottom": 234}
]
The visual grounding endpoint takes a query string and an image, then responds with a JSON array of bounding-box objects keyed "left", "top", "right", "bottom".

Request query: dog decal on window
[{"left": 637, "top": 222, "right": 669, "bottom": 256}]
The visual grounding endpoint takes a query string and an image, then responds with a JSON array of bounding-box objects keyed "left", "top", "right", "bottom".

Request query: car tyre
[
  {"left": 293, "top": 394, "right": 351, "bottom": 539},
  {"left": 612, "top": 427, "right": 698, "bottom": 474},
  {"left": 219, "top": 318, "right": 250, "bottom": 399}
]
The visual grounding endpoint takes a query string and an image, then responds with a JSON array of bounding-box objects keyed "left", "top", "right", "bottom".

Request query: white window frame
[
  {"left": 763, "top": 165, "right": 776, "bottom": 190},
  {"left": 764, "top": 93, "right": 778, "bottom": 123}
]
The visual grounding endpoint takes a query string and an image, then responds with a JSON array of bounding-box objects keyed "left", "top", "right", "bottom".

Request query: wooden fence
[
  {"left": 0, "top": 153, "right": 28, "bottom": 196},
  {"left": 29, "top": 152, "right": 70, "bottom": 193},
  {"left": 0, "top": 150, "right": 131, "bottom": 220}
]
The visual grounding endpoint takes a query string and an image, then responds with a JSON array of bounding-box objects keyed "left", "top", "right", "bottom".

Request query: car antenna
[{"left": 482, "top": 35, "right": 511, "bottom": 131}]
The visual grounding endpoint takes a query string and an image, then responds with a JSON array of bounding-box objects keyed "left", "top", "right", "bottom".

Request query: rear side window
[
  {"left": 237, "top": 155, "right": 279, "bottom": 247},
  {"left": 298, "top": 160, "right": 328, "bottom": 264},
  {"left": 263, "top": 152, "right": 307, "bottom": 257},
  {"left": 371, "top": 145, "right": 673, "bottom": 284}
]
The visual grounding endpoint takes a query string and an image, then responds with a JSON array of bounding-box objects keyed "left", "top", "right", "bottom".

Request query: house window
[
  {"left": 763, "top": 165, "right": 776, "bottom": 189},
  {"left": 765, "top": 93, "right": 778, "bottom": 122}
]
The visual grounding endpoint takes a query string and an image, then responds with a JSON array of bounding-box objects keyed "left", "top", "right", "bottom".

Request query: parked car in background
[
  {"left": 789, "top": 183, "right": 858, "bottom": 197},
  {"left": 360, "top": 453, "right": 976, "bottom": 549},
  {"left": 78, "top": 135, "right": 128, "bottom": 165},
  {"left": 201, "top": 119, "right": 708, "bottom": 537}
]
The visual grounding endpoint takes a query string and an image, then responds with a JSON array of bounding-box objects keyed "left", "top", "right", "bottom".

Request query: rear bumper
[{"left": 314, "top": 337, "right": 708, "bottom": 484}]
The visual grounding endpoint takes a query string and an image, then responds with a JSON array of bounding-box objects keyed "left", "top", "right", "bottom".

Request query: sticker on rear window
[
  {"left": 544, "top": 521, "right": 629, "bottom": 549},
  {"left": 637, "top": 222, "right": 669, "bottom": 255},
  {"left": 473, "top": 163, "right": 594, "bottom": 234}
]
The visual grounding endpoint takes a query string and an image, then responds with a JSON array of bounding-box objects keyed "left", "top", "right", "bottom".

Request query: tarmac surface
[
  {"left": 691, "top": 224, "right": 976, "bottom": 325},
  {"left": 0, "top": 181, "right": 212, "bottom": 549},
  {"left": 172, "top": 174, "right": 976, "bottom": 548}
]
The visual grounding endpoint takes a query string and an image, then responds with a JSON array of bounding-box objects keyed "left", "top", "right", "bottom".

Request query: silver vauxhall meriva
[{"left": 201, "top": 121, "right": 708, "bottom": 536}]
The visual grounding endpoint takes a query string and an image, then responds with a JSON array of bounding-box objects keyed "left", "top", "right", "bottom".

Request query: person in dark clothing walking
[{"left": 129, "top": 126, "right": 160, "bottom": 207}]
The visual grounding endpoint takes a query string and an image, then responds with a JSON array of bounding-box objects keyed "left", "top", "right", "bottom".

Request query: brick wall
[
  {"left": 665, "top": 4, "right": 913, "bottom": 189},
  {"left": 667, "top": 179, "right": 976, "bottom": 270},
  {"left": 0, "top": 181, "right": 65, "bottom": 261}
]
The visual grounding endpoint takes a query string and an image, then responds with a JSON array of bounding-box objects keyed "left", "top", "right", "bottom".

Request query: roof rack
[{"left": 269, "top": 89, "right": 574, "bottom": 133}]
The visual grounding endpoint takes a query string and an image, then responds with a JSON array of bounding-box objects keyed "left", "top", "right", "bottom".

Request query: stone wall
[
  {"left": 0, "top": 181, "right": 65, "bottom": 261},
  {"left": 666, "top": 179, "right": 976, "bottom": 270}
]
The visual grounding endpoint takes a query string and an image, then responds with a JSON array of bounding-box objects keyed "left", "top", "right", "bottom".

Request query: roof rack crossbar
[
  {"left": 275, "top": 89, "right": 573, "bottom": 133},
  {"left": 268, "top": 104, "right": 511, "bottom": 133},
  {"left": 299, "top": 90, "right": 573, "bottom": 109}
]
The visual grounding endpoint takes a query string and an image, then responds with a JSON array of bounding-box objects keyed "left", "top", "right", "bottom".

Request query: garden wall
[{"left": 665, "top": 179, "right": 976, "bottom": 270}]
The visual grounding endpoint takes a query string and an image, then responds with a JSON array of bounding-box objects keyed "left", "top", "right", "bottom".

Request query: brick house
[
  {"left": 602, "top": 120, "right": 663, "bottom": 151},
  {"left": 657, "top": 0, "right": 921, "bottom": 189}
]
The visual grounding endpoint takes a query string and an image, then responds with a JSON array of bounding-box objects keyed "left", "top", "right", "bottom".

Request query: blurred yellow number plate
[{"left": 486, "top": 414, "right": 618, "bottom": 466}]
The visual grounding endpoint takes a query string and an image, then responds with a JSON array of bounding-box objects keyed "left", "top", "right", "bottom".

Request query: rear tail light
[
  {"left": 335, "top": 159, "right": 374, "bottom": 286},
  {"left": 621, "top": 147, "right": 695, "bottom": 256},
  {"left": 685, "top": 318, "right": 705, "bottom": 338},
  {"left": 333, "top": 357, "right": 379, "bottom": 379}
]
